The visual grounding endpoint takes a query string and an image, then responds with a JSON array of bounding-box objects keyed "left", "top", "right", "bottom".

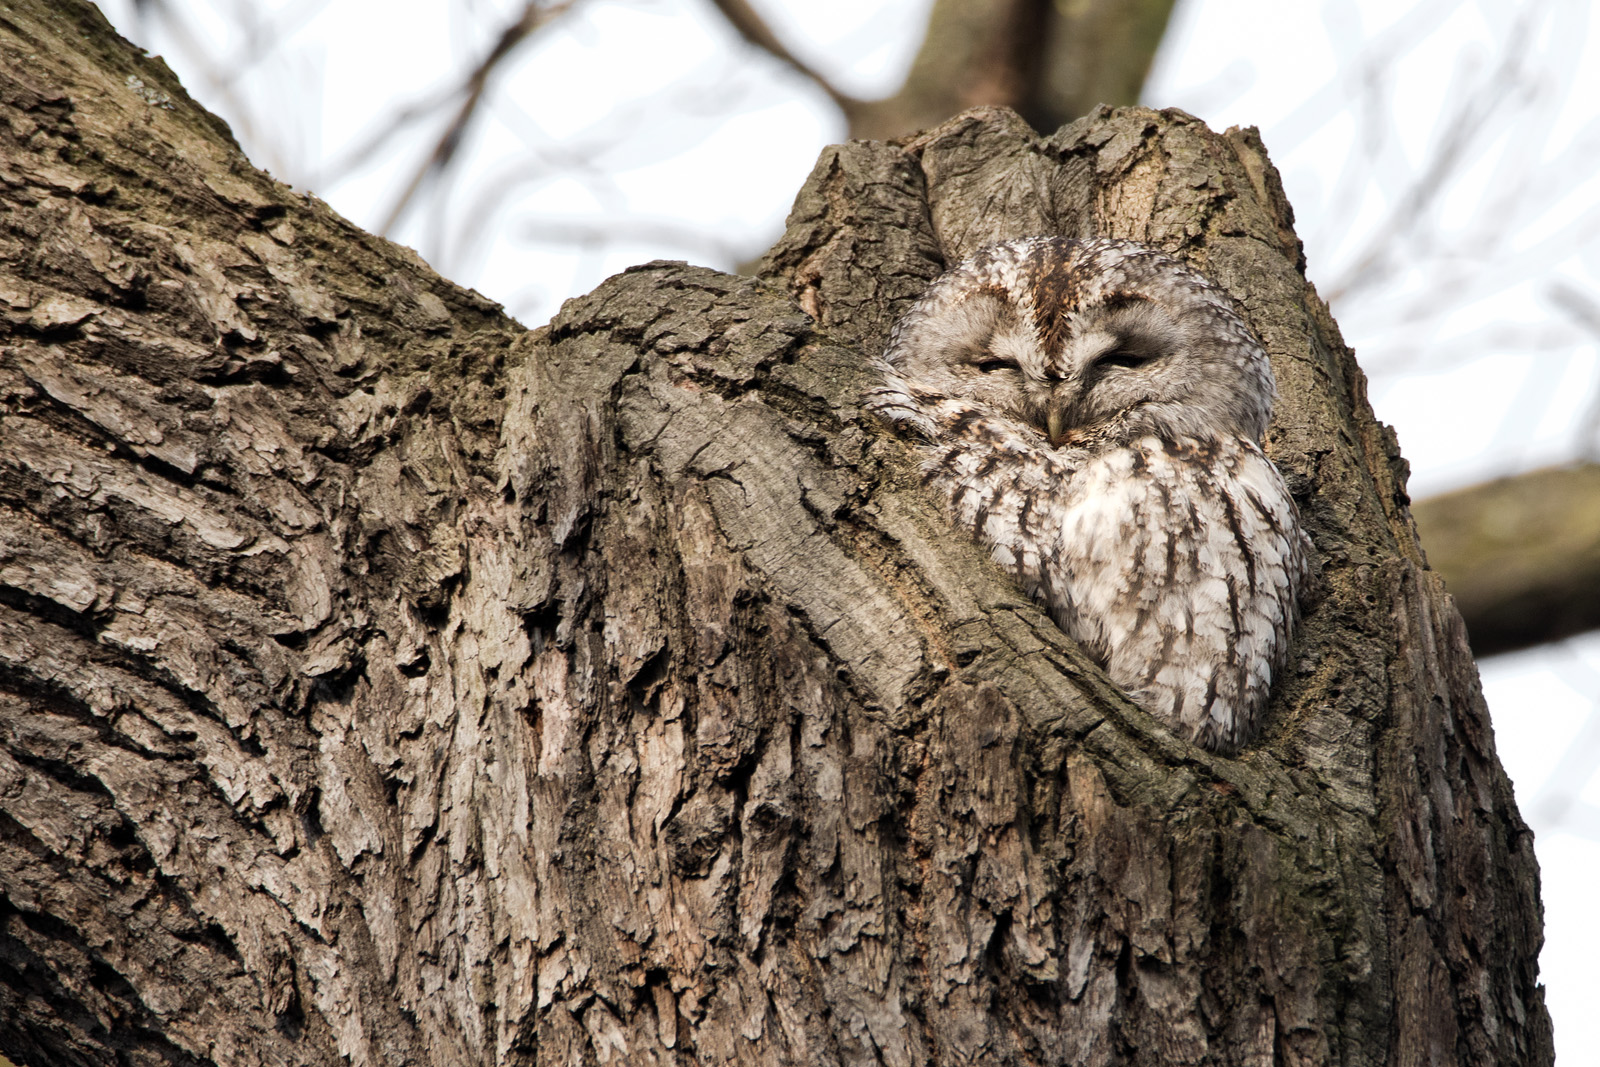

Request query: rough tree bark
[{"left": 0, "top": 3, "right": 1551, "bottom": 1066}]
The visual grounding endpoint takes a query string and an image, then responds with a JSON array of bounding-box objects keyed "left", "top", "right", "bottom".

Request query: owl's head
[{"left": 880, "top": 237, "right": 1276, "bottom": 446}]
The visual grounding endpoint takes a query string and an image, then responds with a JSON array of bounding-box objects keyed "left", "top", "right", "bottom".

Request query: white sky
[{"left": 93, "top": 0, "right": 1600, "bottom": 1057}]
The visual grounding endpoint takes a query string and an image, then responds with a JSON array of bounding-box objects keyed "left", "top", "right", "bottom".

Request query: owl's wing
[{"left": 862, "top": 364, "right": 944, "bottom": 440}]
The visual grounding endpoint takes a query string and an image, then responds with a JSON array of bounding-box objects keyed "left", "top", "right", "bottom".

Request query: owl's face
[{"left": 883, "top": 237, "right": 1276, "bottom": 446}]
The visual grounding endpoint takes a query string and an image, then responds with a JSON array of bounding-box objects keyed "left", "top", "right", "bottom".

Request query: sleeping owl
[{"left": 868, "top": 237, "right": 1311, "bottom": 752}]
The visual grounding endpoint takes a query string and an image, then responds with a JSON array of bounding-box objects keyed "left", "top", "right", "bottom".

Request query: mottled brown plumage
[{"left": 869, "top": 237, "right": 1311, "bottom": 752}]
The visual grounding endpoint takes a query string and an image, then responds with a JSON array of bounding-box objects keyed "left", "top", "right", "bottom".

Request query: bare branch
[
  {"left": 378, "top": 0, "right": 580, "bottom": 236},
  {"left": 1323, "top": 10, "right": 1536, "bottom": 305},
  {"left": 211, "top": 0, "right": 333, "bottom": 88},
  {"left": 702, "top": 0, "right": 863, "bottom": 116}
]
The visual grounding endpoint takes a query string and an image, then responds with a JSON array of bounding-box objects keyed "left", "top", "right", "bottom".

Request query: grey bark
[{"left": 0, "top": 4, "right": 1551, "bottom": 1067}]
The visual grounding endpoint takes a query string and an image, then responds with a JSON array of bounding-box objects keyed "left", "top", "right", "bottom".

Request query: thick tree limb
[
  {"left": 1414, "top": 462, "right": 1600, "bottom": 656},
  {"left": 704, "top": 0, "right": 1178, "bottom": 140},
  {"left": 0, "top": 3, "right": 1550, "bottom": 1066},
  {"left": 1030, "top": 0, "right": 1179, "bottom": 132},
  {"left": 862, "top": 0, "right": 1179, "bottom": 138}
]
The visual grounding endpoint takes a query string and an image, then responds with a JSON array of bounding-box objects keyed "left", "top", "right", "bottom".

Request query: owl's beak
[
  {"left": 1047, "top": 409, "right": 1068, "bottom": 446},
  {"left": 1040, "top": 379, "right": 1079, "bottom": 445}
]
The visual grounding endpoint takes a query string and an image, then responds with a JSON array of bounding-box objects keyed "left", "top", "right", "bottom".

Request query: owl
[{"left": 868, "top": 237, "right": 1311, "bottom": 753}]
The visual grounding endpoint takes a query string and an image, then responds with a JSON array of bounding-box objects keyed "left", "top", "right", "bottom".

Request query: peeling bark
[{"left": 0, "top": 4, "right": 1551, "bottom": 1067}]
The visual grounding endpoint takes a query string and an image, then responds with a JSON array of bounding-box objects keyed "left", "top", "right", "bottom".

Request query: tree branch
[
  {"left": 700, "top": 0, "right": 1177, "bottom": 140},
  {"left": 702, "top": 0, "right": 863, "bottom": 116},
  {"left": 378, "top": 0, "right": 578, "bottom": 235},
  {"left": 1414, "top": 463, "right": 1600, "bottom": 656}
]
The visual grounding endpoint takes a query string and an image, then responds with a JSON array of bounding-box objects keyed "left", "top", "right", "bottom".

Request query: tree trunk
[{"left": 0, "top": 4, "right": 1552, "bottom": 1066}]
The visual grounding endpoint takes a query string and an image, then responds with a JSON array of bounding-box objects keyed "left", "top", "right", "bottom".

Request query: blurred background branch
[
  {"left": 377, "top": 1, "right": 582, "bottom": 234},
  {"left": 705, "top": 0, "right": 865, "bottom": 115},
  {"left": 707, "top": 0, "right": 1179, "bottom": 138},
  {"left": 1414, "top": 463, "right": 1600, "bottom": 656}
]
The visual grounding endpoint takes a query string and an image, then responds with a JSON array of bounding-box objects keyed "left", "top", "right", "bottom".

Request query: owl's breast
[
  {"left": 920, "top": 417, "right": 1308, "bottom": 750},
  {"left": 1045, "top": 434, "right": 1308, "bottom": 749}
]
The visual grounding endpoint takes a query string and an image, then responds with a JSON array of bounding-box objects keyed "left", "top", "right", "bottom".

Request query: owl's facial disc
[
  {"left": 1015, "top": 296, "right": 1185, "bottom": 443},
  {"left": 880, "top": 240, "right": 1275, "bottom": 447}
]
